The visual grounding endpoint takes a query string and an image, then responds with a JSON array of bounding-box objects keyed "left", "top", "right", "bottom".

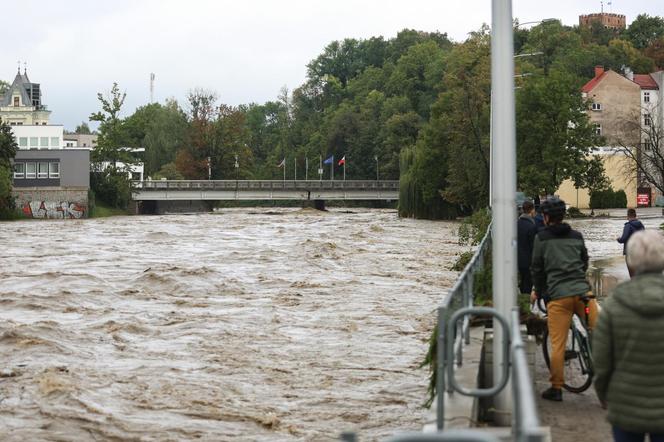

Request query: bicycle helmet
[{"left": 540, "top": 197, "right": 566, "bottom": 219}]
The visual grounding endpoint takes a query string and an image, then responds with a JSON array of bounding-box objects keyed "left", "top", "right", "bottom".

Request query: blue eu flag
[{"left": 323, "top": 155, "right": 334, "bottom": 165}]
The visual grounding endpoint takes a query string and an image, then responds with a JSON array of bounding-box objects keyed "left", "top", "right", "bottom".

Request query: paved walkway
[{"left": 534, "top": 342, "right": 612, "bottom": 441}]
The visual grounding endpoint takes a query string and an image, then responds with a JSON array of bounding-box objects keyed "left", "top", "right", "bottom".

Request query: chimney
[
  {"left": 624, "top": 66, "right": 634, "bottom": 81},
  {"left": 595, "top": 66, "right": 605, "bottom": 78}
]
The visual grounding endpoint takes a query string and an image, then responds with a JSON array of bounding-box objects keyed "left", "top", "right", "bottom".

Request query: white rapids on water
[{"left": 0, "top": 208, "right": 464, "bottom": 441}]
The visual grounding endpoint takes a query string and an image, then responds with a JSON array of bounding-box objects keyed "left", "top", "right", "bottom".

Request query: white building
[{"left": 1, "top": 67, "right": 90, "bottom": 218}]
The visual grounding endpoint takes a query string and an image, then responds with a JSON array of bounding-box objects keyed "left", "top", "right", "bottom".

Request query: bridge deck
[{"left": 131, "top": 180, "right": 400, "bottom": 201}]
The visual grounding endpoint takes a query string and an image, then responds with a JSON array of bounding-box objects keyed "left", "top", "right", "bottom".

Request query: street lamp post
[
  {"left": 234, "top": 154, "right": 239, "bottom": 192},
  {"left": 491, "top": 0, "right": 517, "bottom": 424}
]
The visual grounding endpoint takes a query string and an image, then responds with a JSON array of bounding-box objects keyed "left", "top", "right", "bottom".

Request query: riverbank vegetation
[
  {"left": 0, "top": 121, "right": 18, "bottom": 220},
  {"left": 86, "top": 14, "right": 663, "bottom": 218}
]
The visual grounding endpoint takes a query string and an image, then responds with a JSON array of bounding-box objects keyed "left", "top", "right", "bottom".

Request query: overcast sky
[{"left": 2, "top": 0, "right": 662, "bottom": 130}]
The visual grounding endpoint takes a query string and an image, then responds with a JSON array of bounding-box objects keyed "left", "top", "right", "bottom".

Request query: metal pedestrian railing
[
  {"left": 339, "top": 224, "right": 545, "bottom": 441},
  {"left": 131, "top": 179, "right": 400, "bottom": 191}
]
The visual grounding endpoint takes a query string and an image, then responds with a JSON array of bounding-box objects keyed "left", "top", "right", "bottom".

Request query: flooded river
[
  {"left": 0, "top": 208, "right": 463, "bottom": 441},
  {"left": 1, "top": 209, "right": 660, "bottom": 441}
]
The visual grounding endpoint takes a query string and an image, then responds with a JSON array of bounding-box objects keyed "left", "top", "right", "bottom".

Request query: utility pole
[
  {"left": 491, "top": 0, "right": 517, "bottom": 424},
  {"left": 150, "top": 73, "right": 155, "bottom": 103}
]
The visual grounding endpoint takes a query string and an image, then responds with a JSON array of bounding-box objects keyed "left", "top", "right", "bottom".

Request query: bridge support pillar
[{"left": 313, "top": 199, "right": 326, "bottom": 211}]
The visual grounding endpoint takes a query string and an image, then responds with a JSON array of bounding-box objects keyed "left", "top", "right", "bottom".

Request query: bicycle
[{"left": 539, "top": 294, "right": 595, "bottom": 393}]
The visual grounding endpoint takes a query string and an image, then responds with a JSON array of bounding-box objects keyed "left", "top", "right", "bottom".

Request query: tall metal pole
[
  {"left": 331, "top": 156, "right": 334, "bottom": 181},
  {"left": 294, "top": 157, "right": 297, "bottom": 181},
  {"left": 283, "top": 158, "right": 286, "bottom": 182},
  {"left": 491, "top": 0, "right": 517, "bottom": 425},
  {"left": 375, "top": 155, "right": 379, "bottom": 181},
  {"left": 305, "top": 157, "right": 308, "bottom": 181}
]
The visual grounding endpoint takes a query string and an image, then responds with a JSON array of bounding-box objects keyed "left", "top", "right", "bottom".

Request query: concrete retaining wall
[{"left": 12, "top": 187, "right": 89, "bottom": 219}]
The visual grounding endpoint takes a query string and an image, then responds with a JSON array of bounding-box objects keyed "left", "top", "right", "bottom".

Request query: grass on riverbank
[{"left": 91, "top": 202, "right": 130, "bottom": 218}]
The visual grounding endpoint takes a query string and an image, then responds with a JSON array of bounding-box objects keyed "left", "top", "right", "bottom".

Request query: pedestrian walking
[
  {"left": 530, "top": 197, "right": 599, "bottom": 401},
  {"left": 594, "top": 229, "right": 664, "bottom": 441},
  {"left": 617, "top": 208, "right": 645, "bottom": 278},
  {"left": 517, "top": 200, "right": 537, "bottom": 294}
]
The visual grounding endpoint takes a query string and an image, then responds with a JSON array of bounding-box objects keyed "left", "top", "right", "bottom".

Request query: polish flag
[{"left": 338, "top": 156, "right": 346, "bottom": 166}]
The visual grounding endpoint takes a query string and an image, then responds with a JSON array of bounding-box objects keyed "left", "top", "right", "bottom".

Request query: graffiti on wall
[{"left": 22, "top": 201, "right": 86, "bottom": 219}]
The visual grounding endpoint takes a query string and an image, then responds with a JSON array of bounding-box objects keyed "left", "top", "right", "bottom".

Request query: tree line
[{"left": 83, "top": 14, "right": 664, "bottom": 217}]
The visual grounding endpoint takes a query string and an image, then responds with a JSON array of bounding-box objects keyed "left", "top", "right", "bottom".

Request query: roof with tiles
[{"left": 633, "top": 74, "right": 659, "bottom": 90}]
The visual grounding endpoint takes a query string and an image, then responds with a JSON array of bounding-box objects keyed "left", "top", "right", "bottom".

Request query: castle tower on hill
[{"left": 579, "top": 12, "right": 626, "bottom": 30}]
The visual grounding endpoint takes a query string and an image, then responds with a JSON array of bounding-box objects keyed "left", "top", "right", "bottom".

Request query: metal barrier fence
[
  {"left": 131, "top": 179, "right": 400, "bottom": 191},
  {"left": 338, "top": 224, "right": 545, "bottom": 441}
]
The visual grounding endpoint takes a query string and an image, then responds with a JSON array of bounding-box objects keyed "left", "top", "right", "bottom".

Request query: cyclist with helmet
[{"left": 530, "top": 197, "right": 599, "bottom": 401}]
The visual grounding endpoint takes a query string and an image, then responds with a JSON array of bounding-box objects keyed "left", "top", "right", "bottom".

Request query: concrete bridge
[{"left": 131, "top": 180, "right": 399, "bottom": 213}]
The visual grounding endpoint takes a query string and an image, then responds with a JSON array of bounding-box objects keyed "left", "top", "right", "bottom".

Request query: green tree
[
  {"left": 75, "top": 122, "right": 92, "bottom": 134},
  {"left": 0, "top": 121, "right": 18, "bottom": 217},
  {"left": 516, "top": 70, "right": 600, "bottom": 196},
  {"left": 0, "top": 80, "right": 9, "bottom": 95},
  {"left": 90, "top": 83, "right": 133, "bottom": 167},
  {"left": 624, "top": 14, "right": 664, "bottom": 49}
]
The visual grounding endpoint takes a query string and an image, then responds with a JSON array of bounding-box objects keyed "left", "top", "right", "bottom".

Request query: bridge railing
[
  {"left": 433, "top": 224, "right": 545, "bottom": 441},
  {"left": 131, "top": 179, "right": 400, "bottom": 191}
]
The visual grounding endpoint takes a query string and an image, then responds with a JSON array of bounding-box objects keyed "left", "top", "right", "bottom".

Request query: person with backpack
[
  {"left": 530, "top": 197, "right": 599, "bottom": 401},
  {"left": 617, "top": 208, "right": 645, "bottom": 278}
]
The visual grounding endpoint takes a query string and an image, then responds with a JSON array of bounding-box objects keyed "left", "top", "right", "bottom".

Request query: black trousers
[{"left": 519, "top": 267, "right": 533, "bottom": 294}]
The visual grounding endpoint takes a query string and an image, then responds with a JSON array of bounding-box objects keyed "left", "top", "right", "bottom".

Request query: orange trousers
[{"left": 547, "top": 295, "right": 599, "bottom": 389}]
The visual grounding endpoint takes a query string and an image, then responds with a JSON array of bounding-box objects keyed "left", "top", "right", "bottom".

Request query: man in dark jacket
[
  {"left": 594, "top": 230, "right": 664, "bottom": 440},
  {"left": 530, "top": 197, "right": 599, "bottom": 401},
  {"left": 617, "top": 208, "right": 645, "bottom": 277},
  {"left": 517, "top": 200, "right": 537, "bottom": 294}
]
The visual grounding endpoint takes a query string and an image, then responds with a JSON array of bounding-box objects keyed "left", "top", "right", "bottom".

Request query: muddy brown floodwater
[{"left": 0, "top": 208, "right": 465, "bottom": 441}]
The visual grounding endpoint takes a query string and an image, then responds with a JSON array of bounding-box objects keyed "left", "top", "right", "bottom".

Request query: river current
[
  {"left": 0, "top": 209, "right": 658, "bottom": 441},
  {"left": 0, "top": 208, "right": 464, "bottom": 441}
]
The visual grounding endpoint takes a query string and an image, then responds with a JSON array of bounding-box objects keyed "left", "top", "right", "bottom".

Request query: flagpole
[
  {"left": 284, "top": 158, "right": 286, "bottom": 182},
  {"left": 343, "top": 160, "right": 346, "bottom": 181},
  {"left": 294, "top": 157, "right": 297, "bottom": 181},
  {"left": 319, "top": 155, "right": 322, "bottom": 181},
  {"left": 305, "top": 157, "right": 308, "bottom": 181},
  {"left": 331, "top": 156, "right": 334, "bottom": 181}
]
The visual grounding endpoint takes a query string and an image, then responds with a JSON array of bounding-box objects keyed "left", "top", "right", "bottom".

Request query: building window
[
  {"left": 25, "top": 162, "right": 36, "bottom": 179},
  {"left": 644, "top": 141, "right": 653, "bottom": 151},
  {"left": 644, "top": 92, "right": 651, "bottom": 103},
  {"left": 13, "top": 163, "right": 25, "bottom": 179},
  {"left": 49, "top": 162, "right": 60, "bottom": 179},
  {"left": 51, "top": 137, "right": 59, "bottom": 147},
  {"left": 19, "top": 137, "right": 27, "bottom": 147},
  {"left": 593, "top": 123, "right": 602, "bottom": 135},
  {"left": 40, "top": 137, "right": 49, "bottom": 147},
  {"left": 29, "top": 137, "right": 38, "bottom": 147},
  {"left": 592, "top": 102, "right": 602, "bottom": 111},
  {"left": 38, "top": 162, "right": 48, "bottom": 179},
  {"left": 645, "top": 114, "right": 652, "bottom": 126},
  {"left": 13, "top": 96, "right": 19, "bottom": 107}
]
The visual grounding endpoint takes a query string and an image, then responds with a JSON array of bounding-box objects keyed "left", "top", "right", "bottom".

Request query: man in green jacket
[
  {"left": 530, "top": 197, "right": 598, "bottom": 401},
  {"left": 594, "top": 229, "right": 664, "bottom": 441}
]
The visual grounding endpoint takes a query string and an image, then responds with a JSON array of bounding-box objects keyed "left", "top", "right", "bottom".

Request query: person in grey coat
[{"left": 594, "top": 230, "right": 664, "bottom": 442}]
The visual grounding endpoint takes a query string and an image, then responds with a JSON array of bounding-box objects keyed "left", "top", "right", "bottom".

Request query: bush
[
  {"left": 91, "top": 169, "right": 131, "bottom": 209},
  {"left": 590, "top": 188, "right": 627, "bottom": 209}
]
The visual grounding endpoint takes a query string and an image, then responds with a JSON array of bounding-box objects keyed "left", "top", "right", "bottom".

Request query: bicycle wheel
[{"left": 541, "top": 321, "right": 593, "bottom": 393}]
